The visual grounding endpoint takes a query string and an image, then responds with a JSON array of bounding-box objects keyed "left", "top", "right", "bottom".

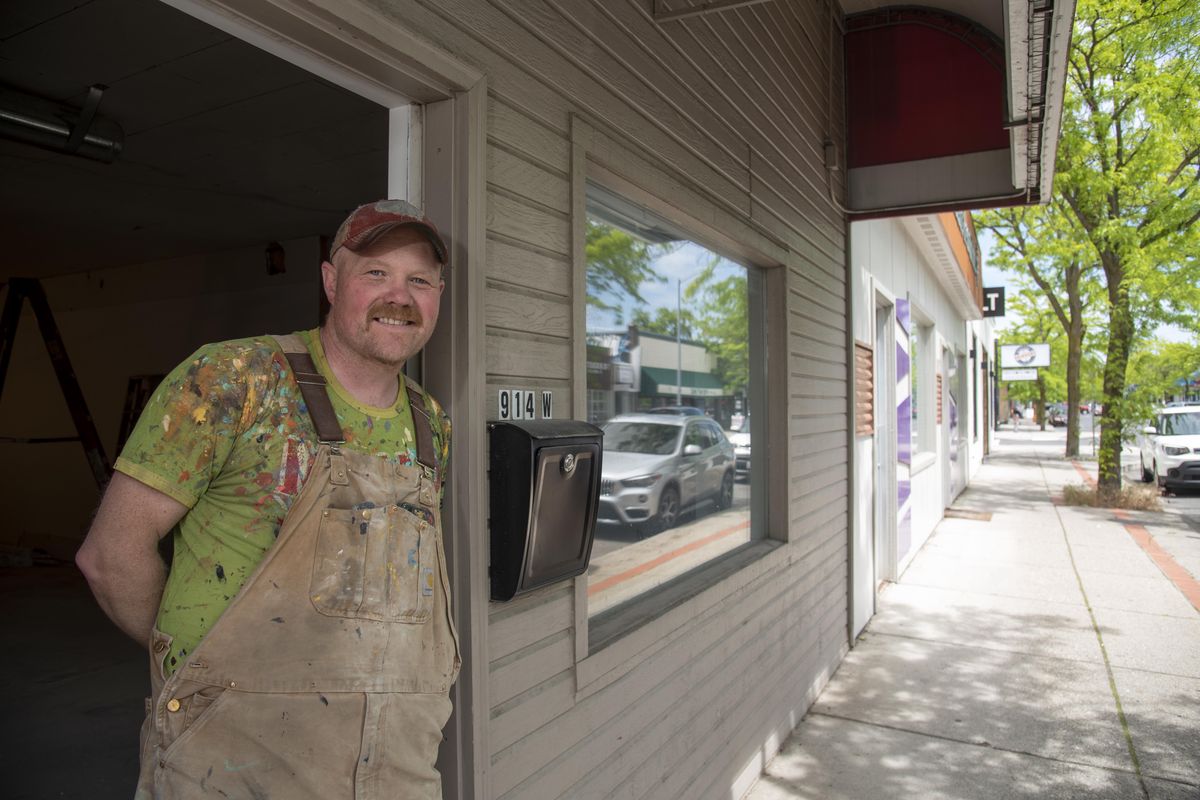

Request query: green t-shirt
[{"left": 115, "top": 329, "right": 450, "bottom": 674}]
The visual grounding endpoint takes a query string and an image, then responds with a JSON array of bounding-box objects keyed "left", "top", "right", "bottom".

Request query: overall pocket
[
  {"left": 310, "top": 504, "right": 436, "bottom": 622},
  {"left": 158, "top": 685, "right": 228, "bottom": 753}
]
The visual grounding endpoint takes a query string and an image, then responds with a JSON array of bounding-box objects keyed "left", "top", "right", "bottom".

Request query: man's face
[{"left": 321, "top": 227, "right": 444, "bottom": 370}]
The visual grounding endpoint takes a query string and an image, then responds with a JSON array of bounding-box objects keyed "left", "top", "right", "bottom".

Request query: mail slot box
[{"left": 489, "top": 420, "right": 603, "bottom": 602}]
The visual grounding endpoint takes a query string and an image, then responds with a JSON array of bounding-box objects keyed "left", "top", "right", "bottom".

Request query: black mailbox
[{"left": 489, "top": 420, "right": 603, "bottom": 602}]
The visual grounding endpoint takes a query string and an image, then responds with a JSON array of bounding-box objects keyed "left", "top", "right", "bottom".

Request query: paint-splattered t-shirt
[{"left": 115, "top": 329, "right": 450, "bottom": 675}]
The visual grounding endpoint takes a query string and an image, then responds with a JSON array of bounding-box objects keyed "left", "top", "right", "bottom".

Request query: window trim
[
  {"left": 569, "top": 114, "right": 789, "bottom": 680},
  {"left": 909, "top": 305, "right": 936, "bottom": 456}
]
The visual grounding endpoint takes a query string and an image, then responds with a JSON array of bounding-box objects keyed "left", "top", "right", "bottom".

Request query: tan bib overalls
[{"left": 135, "top": 335, "right": 460, "bottom": 799}]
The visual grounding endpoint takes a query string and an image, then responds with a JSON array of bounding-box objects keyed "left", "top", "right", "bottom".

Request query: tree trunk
[
  {"left": 1065, "top": 334, "right": 1082, "bottom": 456},
  {"left": 1098, "top": 276, "right": 1134, "bottom": 493},
  {"left": 1038, "top": 375, "right": 1048, "bottom": 431},
  {"left": 1064, "top": 270, "right": 1084, "bottom": 458}
]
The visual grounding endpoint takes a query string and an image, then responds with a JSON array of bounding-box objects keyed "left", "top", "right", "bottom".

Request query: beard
[
  {"left": 329, "top": 301, "right": 431, "bottom": 370},
  {"left": 350, "top": 298, "right": 429, "bottom": 367}
]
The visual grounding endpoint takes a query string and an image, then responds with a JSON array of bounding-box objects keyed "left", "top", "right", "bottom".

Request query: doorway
[{"left": 0, "top": 1, "right": 482, "bottom": 796}]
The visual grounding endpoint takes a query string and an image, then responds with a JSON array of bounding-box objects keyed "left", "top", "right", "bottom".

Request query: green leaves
[
  {"left": 684, "top": 267, "right": 749, "bottom": 396},
  {"left": 1125, "top": 341, "right": 1200, "bottom": 429},
  {"left": 630, "top": 305, "right": 697, "bottom": 339},
  {"left": 985, "top": 0, "right": 1200, "bottom": 484},
  {"left": 585, "top": 220, "right": 667, "bottom": 316}
]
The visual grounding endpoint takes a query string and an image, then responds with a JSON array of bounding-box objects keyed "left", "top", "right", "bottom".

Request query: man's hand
[{"left": 76, "top": 472, "right": 188, "bottom": 645}]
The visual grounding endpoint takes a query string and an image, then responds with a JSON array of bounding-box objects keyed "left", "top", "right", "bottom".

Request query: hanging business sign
[
  {"left": 612, "top": 363, "right": 637, "bottom": 392},
  {"left": 999, "top": 343, "right": 1050, "bottom": 369},
  {"left": 982, "top": 286, "right": 1006, "bottom": 317},
  {"left": 1002, "top": 368, "right": 1038, "bottom": 382}
]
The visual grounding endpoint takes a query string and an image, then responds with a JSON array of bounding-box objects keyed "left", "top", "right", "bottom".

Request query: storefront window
[
  {"left": 911, "top": 322, "right": 935, "bottom": 455},
  {"left": 584, "top": 183, "right": 758, "bottom": 622},
  {"left": 910, "top": 331, "right": 919, "bottom": 453}
]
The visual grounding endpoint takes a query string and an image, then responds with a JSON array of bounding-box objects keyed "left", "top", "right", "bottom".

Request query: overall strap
[
  {"left": 404, "top": 376, "right": 440, "bottom": 487},
  {"left": 272, "top": 334, "right": 344, "bottom": 445}
]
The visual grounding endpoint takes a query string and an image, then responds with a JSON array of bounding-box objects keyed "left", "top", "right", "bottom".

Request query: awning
[
  {"left": 842, "top": 2, "right": 1076, "bottom": 217},
  {"left": 641, "top": 367, "right": 726, "bottom": 398}
]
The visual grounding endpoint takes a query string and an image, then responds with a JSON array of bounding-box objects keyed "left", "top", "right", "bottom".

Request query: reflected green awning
[{"left": 641, "top": 366, "right": 726, "bottom": 398}]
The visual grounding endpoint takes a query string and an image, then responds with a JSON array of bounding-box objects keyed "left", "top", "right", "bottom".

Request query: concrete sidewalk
[{"left": 745, "top": 432, "right": 1200, "bottom": 800}]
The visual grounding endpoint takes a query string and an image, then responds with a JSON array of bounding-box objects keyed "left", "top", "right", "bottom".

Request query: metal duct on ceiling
[{"left": 0, "top": 84, "right": 123, "bottom": 163}]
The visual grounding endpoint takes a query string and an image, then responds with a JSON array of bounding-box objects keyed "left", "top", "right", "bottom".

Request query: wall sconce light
[{"left": 265, "top": 241, "right": 286, "bottom": 275}]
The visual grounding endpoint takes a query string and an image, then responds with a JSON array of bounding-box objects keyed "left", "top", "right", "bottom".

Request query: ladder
[{"left": 0, "top": 278, "right": 111, "bottom": 489}]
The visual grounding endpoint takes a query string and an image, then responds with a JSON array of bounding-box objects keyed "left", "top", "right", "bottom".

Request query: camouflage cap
[{"left": 330, "top": 199, "right": 448, "bottom": 265}]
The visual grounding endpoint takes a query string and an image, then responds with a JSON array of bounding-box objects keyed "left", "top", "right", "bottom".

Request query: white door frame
[
  {"left": 157, "top": 2, "right": 488, "bottom": 796},
  {"left": 873, "top": 293, "right": 897, "bottom": 585},
  {"left": 940, "top": 341, "right": 952, "bottom": 507},
  {"left": 420, "top": 90, "right": 488, "bottom": 800}
]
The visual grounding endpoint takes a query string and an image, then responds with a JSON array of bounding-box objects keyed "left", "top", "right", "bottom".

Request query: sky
[
  {"left": 977, "top": 228, "right": 1195, "bottom": 346},
  {"left": 978, "top": 228, "right": 1018, "bottom": 338},
  {"left": 587, "top": 241, "right": 742, "bottom": 333}
]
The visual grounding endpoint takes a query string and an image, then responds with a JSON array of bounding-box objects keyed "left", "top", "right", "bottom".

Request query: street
[{"left": 1005, "top": 414, "right": 1200, "bottom": 516}]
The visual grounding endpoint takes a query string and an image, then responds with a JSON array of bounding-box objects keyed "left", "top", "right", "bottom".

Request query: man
[{"left": 76, "top": 199, "right": 458, "bottom": 799}]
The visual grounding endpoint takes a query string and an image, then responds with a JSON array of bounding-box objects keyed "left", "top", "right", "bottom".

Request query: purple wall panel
[
  {"left": 895, "top": 299, "right": 913, "bottom": 560},
  {"left": 896, "top": 298, "right": 911, "bottom": 336},
  {"left": 897, "top": 395, "right": 912, "bottom": 465}
]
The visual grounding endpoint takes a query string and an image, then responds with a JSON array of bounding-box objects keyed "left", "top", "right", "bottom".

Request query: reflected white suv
[
  {"left": 727, "top": 415, "right": 751, "bottom": 480},
  {"left": 1138, "top": 405, "right": 1200, "bottom": 490},
  {"left": 598, "top": 414, "right": 735, "bottom": 532}
]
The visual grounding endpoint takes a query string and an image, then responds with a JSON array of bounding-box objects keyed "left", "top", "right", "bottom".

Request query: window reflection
[
  {"left": 603, "top": 421, "right": 682, "bottom": 455},
  {"left": 585, "top": 183, "right": 757, "bottom": 622}
]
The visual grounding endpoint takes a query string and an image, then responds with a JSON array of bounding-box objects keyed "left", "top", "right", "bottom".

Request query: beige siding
[{"left": 363, "top": 0, "right": 851, "bottom": 796}]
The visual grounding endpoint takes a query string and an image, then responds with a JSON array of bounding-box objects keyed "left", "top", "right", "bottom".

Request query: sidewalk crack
[
  {"left": 808, "top": 710, "right": 1144, "bottom": 778},
  {"left": 1039, "top": 456, "right": 1151, "bottom": 800}
]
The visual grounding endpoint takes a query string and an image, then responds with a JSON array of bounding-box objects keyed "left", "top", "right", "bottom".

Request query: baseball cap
[{"left": 330, "top": 199, "right": 448, "bottom": 265}]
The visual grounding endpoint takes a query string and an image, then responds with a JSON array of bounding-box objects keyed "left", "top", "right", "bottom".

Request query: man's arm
[{"left": 76, "top": 472, "right": 188, "bottom": 645}]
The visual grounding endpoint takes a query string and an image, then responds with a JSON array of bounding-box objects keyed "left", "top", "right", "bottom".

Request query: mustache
[{"left": 368, "top": 302, "right": 423, "bottom": 325}]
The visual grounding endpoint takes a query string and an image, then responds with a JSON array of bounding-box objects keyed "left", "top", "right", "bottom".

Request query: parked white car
[
  {"left": 1138, "top": 404, "right": 1200, "bottom": 490},
  {"left": 727, "top": 415, "right": 751, "bottom": 480},
  {"left": 599, "top": 413, "right": 735, "bottom": 532}
]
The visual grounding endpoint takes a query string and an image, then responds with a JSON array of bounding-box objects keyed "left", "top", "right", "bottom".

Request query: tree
[
  {"left": 683, "top": 258, "right": 749, "bottom": 396},
  {"left": 1050, "top": 0, "right": 1200, "bottom": 491},
  {"left": 1126, "top": 341, "right": 1200, "bottom": 419},
  {"left": 1000, "top": 290, "right": 1069, "bottom": 430},
  {"left": 985, "top": 0, "right": 1200, "bottom": 470},
  {"left": 977, "top": 202, "right": 1105, "bottom": 455},
  {"left": 630, "top": 305, "right": 697, "bottom": 339},
  {"left": 585, "top": 221, "right": 667, "bottom": 322}
]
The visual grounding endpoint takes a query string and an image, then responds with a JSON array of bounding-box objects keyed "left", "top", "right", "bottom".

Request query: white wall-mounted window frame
[
  {"left": 569, "top": 116, "right": 788, "bottom": 692},
  {"left": 909, "top": 303, "right": 936, "bottom": 460},
  {"left": 910, "top": 326, "right": 921, "bottom": 453},
  {"left": 941, "top": 343, "right": 969, "bottom": 503}
]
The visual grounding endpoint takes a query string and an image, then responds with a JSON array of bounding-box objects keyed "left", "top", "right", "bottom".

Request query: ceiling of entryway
[{"left": 0, "top": 0, "right": 388, "bottom": 279}]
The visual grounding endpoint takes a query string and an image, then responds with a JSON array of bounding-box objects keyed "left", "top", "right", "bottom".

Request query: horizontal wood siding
[
  {"left": 362, "top": 0, "right": 850, "bottom": 796},
  {"left": 493, "top": 538, "right": 846, "bottom": 799}
]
